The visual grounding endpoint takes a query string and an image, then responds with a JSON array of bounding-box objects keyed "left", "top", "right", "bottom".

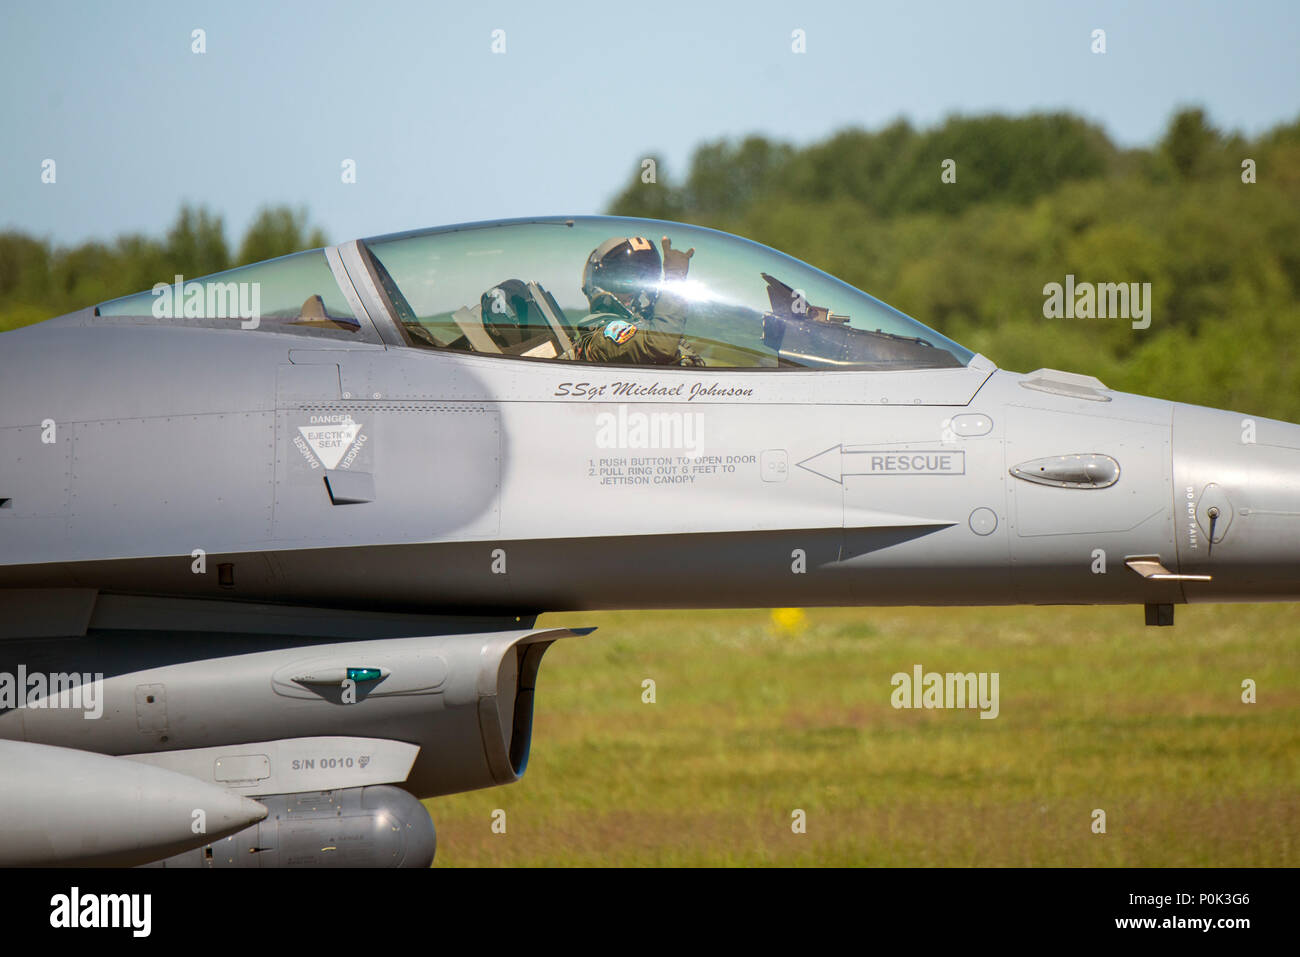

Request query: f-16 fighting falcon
[{"left": 1, "top": 215, "right": 1297, "bottom": 866}]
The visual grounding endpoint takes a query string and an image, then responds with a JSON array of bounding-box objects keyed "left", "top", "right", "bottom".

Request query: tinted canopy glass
[
  {"left": 97, "top": 249, "right": 361, "bottom": 336},
  {"left": 362, "top": 217, "right": 973, "bottom": 370}
]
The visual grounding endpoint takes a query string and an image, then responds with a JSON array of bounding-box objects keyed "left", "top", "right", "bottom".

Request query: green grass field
[{"left": 426, "top": 604, "right": 1299, "bottom": 866}]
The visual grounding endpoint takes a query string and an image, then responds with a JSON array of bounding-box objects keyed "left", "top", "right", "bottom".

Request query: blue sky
[{"left": 2, "top": 0, "right": 1297, "bottom": 246}]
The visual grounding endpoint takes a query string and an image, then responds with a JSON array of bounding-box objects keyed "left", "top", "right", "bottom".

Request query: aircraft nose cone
[{"left": 1172, "top": 404, "right": 1300, "bottom": 600}]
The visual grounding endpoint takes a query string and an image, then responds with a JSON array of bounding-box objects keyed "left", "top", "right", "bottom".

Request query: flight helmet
[{"left": 581, "top": 236, "right": 662, "bottom": 317}]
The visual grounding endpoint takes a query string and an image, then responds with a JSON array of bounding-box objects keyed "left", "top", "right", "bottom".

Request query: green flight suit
[{"left": 575, "top": 288, "right": 692, "bottom": 365}]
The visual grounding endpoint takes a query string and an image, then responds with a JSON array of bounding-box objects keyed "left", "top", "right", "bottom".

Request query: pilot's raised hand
[{"left": 662, "top": 237, "right": 694, "bottom": 281}]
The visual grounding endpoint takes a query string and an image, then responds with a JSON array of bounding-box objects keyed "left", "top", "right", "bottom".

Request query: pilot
[{"left": 573, "top": 235, "right": 704, "bottom": 365}]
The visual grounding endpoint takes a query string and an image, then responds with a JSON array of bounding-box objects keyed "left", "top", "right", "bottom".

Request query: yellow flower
[{"left": 770, "top": 607, "right": 808, "bottom": 635}]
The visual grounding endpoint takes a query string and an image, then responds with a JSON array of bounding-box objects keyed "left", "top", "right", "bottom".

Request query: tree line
[
  {"left": 0, "top": 206, "right": 325, "bottom": 332},
  {"left": 610, "top": 108, "right": 1300, "bottom": 421}
]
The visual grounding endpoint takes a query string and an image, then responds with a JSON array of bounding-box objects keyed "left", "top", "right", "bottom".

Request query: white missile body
[{"left": 0, "top": 740, "right": 268, "bottom": 866}]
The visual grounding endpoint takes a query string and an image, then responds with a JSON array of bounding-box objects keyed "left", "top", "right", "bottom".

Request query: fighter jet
[{"left": 1, "top": 215, "right": 1296, "bottom": 866}]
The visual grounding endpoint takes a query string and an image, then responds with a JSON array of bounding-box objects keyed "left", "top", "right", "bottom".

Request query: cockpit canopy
[
  {"left": 361, "top": 217, "right": 974, "bottom": 370},
  {"left": 96, "top": 216, "right": 974, "bottom": 371},
  {"left": 97, "top": 248, "right": 365, "bottom": 339}
]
